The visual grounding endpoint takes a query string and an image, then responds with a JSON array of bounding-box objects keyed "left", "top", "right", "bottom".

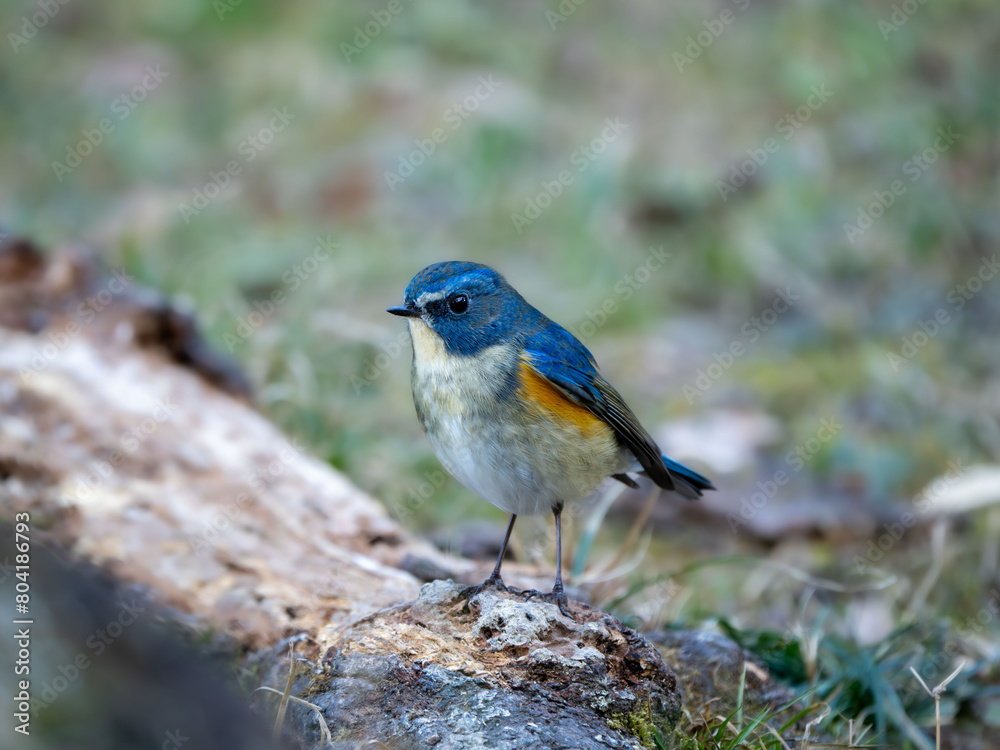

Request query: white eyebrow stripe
[{"left": 415, "top": 291, "right": 445, "bottom": 306}]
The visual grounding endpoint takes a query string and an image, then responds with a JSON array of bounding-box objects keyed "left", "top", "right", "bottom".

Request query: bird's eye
[{"left": 447, "top": 294, "right": 469, "bottom": 314}]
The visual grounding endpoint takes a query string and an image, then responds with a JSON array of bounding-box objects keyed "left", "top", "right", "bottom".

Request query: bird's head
[{"left": 388, "top": 261, "right": 526, "bottom": 355}]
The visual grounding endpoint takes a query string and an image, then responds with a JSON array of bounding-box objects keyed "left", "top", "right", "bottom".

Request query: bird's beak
[{"left": 387, "top": 304, "right": 421, "bottom": 318}]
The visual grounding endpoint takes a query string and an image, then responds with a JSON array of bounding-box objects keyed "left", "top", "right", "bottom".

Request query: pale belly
[{"left": 407, "top": 320, "right": 626, "bottom": 516}]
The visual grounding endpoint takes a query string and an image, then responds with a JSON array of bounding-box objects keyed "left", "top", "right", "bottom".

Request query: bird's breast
[
  {"left": 404, "top": 320, "right": 624, "bottom": 514},
  {"left": 407, "top": 318, "right": 516, "bottom": 421}
]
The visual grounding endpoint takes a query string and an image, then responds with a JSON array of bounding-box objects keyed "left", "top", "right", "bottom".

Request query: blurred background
[{"left": 2, "top": 0, "right": 999, "bottom": 744}]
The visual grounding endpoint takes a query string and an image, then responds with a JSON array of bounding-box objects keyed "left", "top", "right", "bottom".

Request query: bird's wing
[{"left": 520, "top": 330, "right": 676, "bottom": 491}]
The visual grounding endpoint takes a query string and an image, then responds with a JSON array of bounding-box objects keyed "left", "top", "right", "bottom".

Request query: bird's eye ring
[{"left": 447, "top": 294, "right": 469, "bottom": 314}]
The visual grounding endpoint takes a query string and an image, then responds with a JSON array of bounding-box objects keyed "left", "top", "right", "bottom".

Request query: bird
[{"left": 388, "top": 261, "right": 714, "bottom": 616}]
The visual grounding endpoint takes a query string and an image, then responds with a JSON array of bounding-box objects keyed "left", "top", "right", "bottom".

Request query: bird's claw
[
  {"left": 461, "top": 572, "right": 508, "bottom": 599},
  {"left": 465, "top": 577, "right": 575, "bottom": 620},
  {"left": 520, "top": 586, "right": 574, "bottom": 620}
]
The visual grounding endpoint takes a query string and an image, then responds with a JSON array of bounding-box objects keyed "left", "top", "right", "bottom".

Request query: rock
[
  {"left": 399, "top": 552, "right": 462, "bottom": 583},
  {"left": 651, "top": 629, "right": 796, "bottom": 719},
  {"left": 294, "top": 580, "right": 681, "bottom": 749}
]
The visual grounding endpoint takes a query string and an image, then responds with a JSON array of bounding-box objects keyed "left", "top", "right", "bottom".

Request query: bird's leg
[
  {"left": 483, "top": 513, "right": 517, "bottom": 589},
  {"left": 523, "top": 506, "right": 574, "bottom": 619},
  {"left": 464, "top": 514, "right": 516, "bottom": 597},
  {"left": 549, "top": 507, "right": 572, "bottom": 617}
]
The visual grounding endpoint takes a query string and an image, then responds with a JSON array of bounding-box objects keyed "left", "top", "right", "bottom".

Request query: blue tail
[{"left": 662, "top": 455, "right": 715, "bottom": 500}]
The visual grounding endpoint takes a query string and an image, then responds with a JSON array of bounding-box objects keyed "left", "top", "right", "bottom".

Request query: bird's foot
[
  {"left": 521, "top": 585, "right": 574, "bottom": 620},
  {"left": 461, "top": 571, "right": 508, "bottom": 600}
]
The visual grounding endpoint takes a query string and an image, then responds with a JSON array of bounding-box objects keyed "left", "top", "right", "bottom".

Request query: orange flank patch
[{"left": 517, "top": 360, "right": 611, "bottom": 437}]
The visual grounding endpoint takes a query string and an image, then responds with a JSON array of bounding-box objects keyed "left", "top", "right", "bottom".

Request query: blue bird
[{"left": 389, "top": 261, "right": 713, "bottom": 616}]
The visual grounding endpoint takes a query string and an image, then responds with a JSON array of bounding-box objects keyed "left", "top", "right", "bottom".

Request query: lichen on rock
[{"left": 303, "top": 579, "right": 682, "bottom": 749}]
